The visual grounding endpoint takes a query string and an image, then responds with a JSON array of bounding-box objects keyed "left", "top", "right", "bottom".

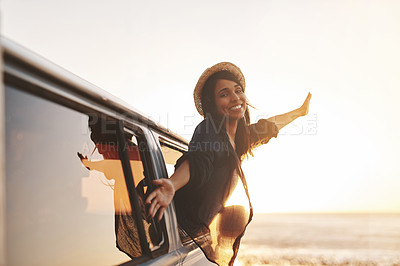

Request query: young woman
[{"left": 146, "top": 62, "right": 312, "bottom": 265}]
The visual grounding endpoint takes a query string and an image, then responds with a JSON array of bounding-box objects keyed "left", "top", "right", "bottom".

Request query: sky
[{"left": 2, "top": 0, "right": 400, "bottom": 213}]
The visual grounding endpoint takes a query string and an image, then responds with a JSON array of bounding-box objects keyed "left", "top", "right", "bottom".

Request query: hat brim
[{"left": 194, "top": 62, "right": 245, "bottom": 117}]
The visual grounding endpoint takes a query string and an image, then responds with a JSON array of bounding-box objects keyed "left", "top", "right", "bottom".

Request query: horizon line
[{"left": 253, "top": 211, "right": 400, "bottom": 214}]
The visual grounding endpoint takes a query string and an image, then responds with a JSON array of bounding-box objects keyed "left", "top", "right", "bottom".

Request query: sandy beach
[{"left": 236, "top": 213, "right": 400, "bottom": 266}]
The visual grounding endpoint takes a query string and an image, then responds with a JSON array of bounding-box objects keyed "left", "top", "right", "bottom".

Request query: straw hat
[{"left": 193, "top": 62, "right": 246, "bottom": 117}]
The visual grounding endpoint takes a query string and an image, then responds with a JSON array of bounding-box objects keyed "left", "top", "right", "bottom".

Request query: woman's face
[{"left": 214, "top": 79, "right": 247, "bottom": 121}]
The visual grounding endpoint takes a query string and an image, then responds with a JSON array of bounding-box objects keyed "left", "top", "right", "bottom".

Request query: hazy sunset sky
[{"left": 2, "top": 0, "right": 400, "bottom": 213}]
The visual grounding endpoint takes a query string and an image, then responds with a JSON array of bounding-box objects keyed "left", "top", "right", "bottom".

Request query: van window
[
  {"left": 158, "top": 139, "right": 191, "bottom": 244},
  {"left": 120, "top": 133, "right": 167, "bottom": 253},
  {"left": 5, "top": 86, "right": 165, "bottom": 265},
  {"left": 159, "top": 139, "right": 184, "bottom": 177}
]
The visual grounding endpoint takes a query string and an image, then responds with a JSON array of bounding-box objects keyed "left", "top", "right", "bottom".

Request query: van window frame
[{"left": 117, "top": 122, "right": 170, "bottom": 259}]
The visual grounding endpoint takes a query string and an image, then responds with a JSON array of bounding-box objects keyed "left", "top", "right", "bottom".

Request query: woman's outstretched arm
[
  {"left": 267, "top": 92, "right": 312, "bottom": 130},
  {"left": 146, "top": 159, "right": 190, "bottom": 221}
]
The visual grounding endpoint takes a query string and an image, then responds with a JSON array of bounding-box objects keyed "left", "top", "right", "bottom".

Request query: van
[{"left": 1, "top": 37, "right": 214, "bottom": 265}]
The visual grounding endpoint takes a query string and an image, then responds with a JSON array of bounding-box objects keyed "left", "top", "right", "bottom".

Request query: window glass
[
  {"left": 5, "top": 86, "right": 147, "bottom": 265},
  {"left": 83, "top": 116, "right": 149, "bottom": 259},
  {"left": 115, "top": 133, "right": 166, "bottom": 254}
]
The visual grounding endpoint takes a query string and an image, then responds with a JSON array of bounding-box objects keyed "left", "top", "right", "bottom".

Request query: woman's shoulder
[
  {"left": 191, "top": 117, "right": 225, "bottom": 142},
  {"left": 195, "top": 117, "right": 225, "bottom": 135},
  {"left": 188, "top": 118, "right": 231, "bottom": 155}
]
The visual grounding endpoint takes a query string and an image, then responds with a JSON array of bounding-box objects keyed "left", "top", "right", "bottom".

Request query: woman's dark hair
[{"left": 201, "top": 70, "right": 253, "bottom": 159}]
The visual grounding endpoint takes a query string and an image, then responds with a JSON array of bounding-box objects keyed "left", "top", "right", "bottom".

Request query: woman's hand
[
  {"left": 146, "top": 178, "right": 175, "bottom": 221},
  {"left": 298, "top": 92, "right": 312, "bottom": 116},
  {"left": 145, "top": 160, "right": 190, "bottom": 221},
  {"left": 266, "top": 92, "right": 312, "bottom": 130}
]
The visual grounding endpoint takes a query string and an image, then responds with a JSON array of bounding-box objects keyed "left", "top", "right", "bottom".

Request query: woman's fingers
[
  {"left": 152, "top": 179, "right": 163, "bottom": 185},
  {"left": 146, "top": 179, "right": 166, "bottom": 218},
  {"left": 145, "top": 178, "right": 175, "bottom": 219},
  {"left": 146, "top": 190, "right": 157, "bottom": 204},
  {"left": 298, "top": 92, "right": 312, "bottom": 116},
  {"left": 146, "top": 179, "right": 166, "bottom": 204},
  {"left": 306, "top": 92, "right": 312, "bottom": 103},
  {"left": 148, "top": 198, "right": 157, "bottom": 217},
  {"left": 150, "top": 202, "right": 166, "bottom": 220},
  {"left": 149, "top": 199, "right": 166, "bottom": 220},
  {"left": 158, "top": 207, "right": 166, "bottom": 222},
  {"left": 307, "top": 92, "right": 312, "bottom": 102},
  {"left": 306, "top": 92, "right": 312, "bottom": 110}
]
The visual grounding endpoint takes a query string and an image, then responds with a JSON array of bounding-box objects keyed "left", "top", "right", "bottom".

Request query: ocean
[{"left": 236, "top": 213, "right": 400, "bottom": 266}]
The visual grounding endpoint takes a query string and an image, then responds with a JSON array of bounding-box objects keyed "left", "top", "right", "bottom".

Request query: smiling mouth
[{"left": 229, "top": 104, "right": 243, "bottom": 111}]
